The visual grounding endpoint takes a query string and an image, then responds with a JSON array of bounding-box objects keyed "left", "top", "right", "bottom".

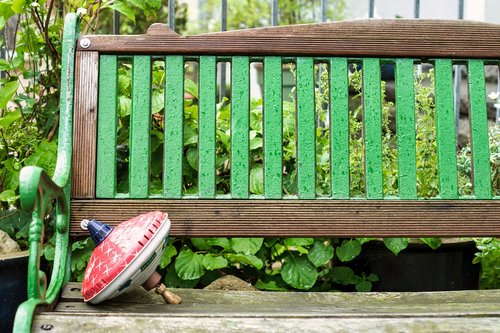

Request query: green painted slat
[
  {"left": 296, "top": 57, "right": 316, "bottom": 199},
  {"left": 468, "top": 60, "right": 492, "bottom": 199},
  {"left": 96, "top": 55, "right": 117, "bottom": 198},
  {"left": 231, "top": 56, "right": 250, "bottom": 198},
  {"left": 434, "top": 59, "right": 458, "bottom": 199},
  {"left": 330, "top": 58, "right": 350, "bottom": 199},
  {"left": 363, "top": 58, "right": 383, "bottom": 199},
  {"left": 395, "top": 59, "right": 417, "bottom": 199},
  {"left": 163, "top": 56, "right": 184, "bottom": 198},
  {"left": 198, "top": 56, "right": 217, "bottom": 198},
  {"left": 129, "top": 56, "right": 151, "bottom": 198},
  {"left": 263, "top": 57, "right": 283, "bottom": 198}
]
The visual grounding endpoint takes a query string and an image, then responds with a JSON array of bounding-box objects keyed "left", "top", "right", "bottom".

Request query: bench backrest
[{"left": 68, "top": 19, "right": 500, "bottom": 238}]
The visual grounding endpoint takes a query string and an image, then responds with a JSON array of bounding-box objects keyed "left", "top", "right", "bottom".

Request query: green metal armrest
[{"left": 13, "top": 13, "right": 79, "bottom": 333}]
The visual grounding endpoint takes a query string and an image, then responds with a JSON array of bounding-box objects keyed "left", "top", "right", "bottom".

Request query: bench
[{"left": 14, "top": 13, "right": 500, "bottom": 332}]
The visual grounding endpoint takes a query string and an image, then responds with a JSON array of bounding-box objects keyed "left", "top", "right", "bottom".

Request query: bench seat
[{"left": 32, "top": 283, "right": 500, "bottom": 332}]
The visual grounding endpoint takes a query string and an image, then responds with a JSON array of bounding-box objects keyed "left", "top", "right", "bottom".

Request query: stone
[
  {"left": 0, "top": 230, "right": 21, "bottom": 255},
  {"left": 204, "top": 275, "right": 257, "bottom": 291}
]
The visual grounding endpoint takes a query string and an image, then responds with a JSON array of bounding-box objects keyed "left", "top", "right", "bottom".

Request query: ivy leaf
[
  {"left": 281, "top": 253, "right": 318, "bottom": 290},
  {"left": 226, "top": 253, "right": 263, "bottom": 269},
  {"left": 109, "top": 0, "right": 136, "bottom": 23},
  {"left": 366, "top": 273, "right": 379, "bottom": 282},
  {"left": 330, "top": 266, "right": 360, "bottom": 285},
  {"left": 249, "top": 165, "right": 263, "bottom": 194},
  {"left": 159, "top": 242, "right": 177, "bottom": 268},
  {"left": 231, "top": 237, "right": 263, "bottom": 255},
  {"left": 307, "top": 240, "right": 334, "bottom": 267},
  {"left": 175, "top": 247, "right": 205, "bottom": 280},
  {"left": 420, "top": 238, "right": 442, "bottom": 250},
  {"left": 356, "top": 237, "right": 375, "bottom": 245},
  {"left": 202, "top": 254, "right": 229, "bottom": 270},
  {"left": 336, "top": 239, "right": 362, "bottom": 262},
  {"left": 383, "top": 237, "right": 409, "bottom": 256}
]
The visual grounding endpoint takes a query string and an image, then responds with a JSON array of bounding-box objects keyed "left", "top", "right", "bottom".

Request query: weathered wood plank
[
  {"left": 69, "top": 200, "right": 500, "bottom": 237},
  {"left": 72, "top": 51, "right": 99, "bottom": 198},
  {"left": 32, "top": 284, "right": 500, "bottom": 332},
  {"left": 31, "top": 315, "right": 500, "bottom": 333},
  {"left": 77, "top": 20, "right": 500, "bottom": 59}
]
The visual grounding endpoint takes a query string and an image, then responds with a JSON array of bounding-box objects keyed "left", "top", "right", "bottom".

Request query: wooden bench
[{"left": 14, "top": 14, "right": 500, "bottom": 332}]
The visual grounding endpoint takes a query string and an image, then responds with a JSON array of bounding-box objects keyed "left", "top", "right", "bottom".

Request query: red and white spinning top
[{"left": 81, "top": 211, "right": 181, "bottom": 304}]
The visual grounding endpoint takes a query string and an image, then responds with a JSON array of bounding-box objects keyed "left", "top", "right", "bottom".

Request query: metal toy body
[{"left": 81, "top": 211, "right": 180, "bottom": 304}]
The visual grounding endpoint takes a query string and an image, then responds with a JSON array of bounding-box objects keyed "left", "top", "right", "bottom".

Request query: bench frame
[{"left": 14, "top": 13, "right": 500, "bottom": 332}]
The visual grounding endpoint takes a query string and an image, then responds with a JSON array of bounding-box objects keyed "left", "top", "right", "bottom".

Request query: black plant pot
[
  {"left": 352, "top": 240, "right": 480, "bottom": 292},
  {"left": 0, "top": 250, "right": 29, "bottom": 332}
]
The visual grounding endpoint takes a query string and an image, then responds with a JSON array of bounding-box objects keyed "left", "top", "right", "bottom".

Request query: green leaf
[
  {"left": 191, "top": 238, "right": 211, "bottom": 250},
  {"left": 159, "top": 242, "right": 177, "bottom": 268},
  {"left": 207, "top": 237, "right": 231, "bottom": 250},
  {"left": 281, "top": 253, "right": 318, "bottom": 290},
  {"left": 250, "top": 110, "right": 262, "bottom": 131},
  {"left": 336, "top": 239, "right": 362, "bottom": 262},
  {"left": 284, "top": 238, "right": 314, "bottom": 247},
  {"left": 330, "top": 266, "right": 360, "bottom": 285},
  {"left": 255, "top": 275, "right": 288, "bottom": 291},
  {"left": 226, "top": 253, "right": 263, "bottom": 269},
  {"left": 202, "top": 254, "right": 229, "bottom": 270},
  {"left": 420, "top": 238, "right": 442, "bottom": 250},
  {"left": 249, "top": 165, "right": 264, "bottom": 194},
  {"left": 0, "top": 108, "right": 21, "bottom": 128},
  {"left": 355, "top": 280, "right": 372, "bottom": 292},
  {"left": 183, "top": 125, "right": 198, "bottom": 146},
  {"left": 356, "top": 237, "right": 375, "bottom": 245},
  {"left": 383, "top": 237, "right": 410, "bottom": 255},
  {"left": 366, "top": 273, "right": 379, "bottom": 282},
  {"left": 250, "top": 137, "right": 263, "bottom": 150},
  {"left": 0, "top": 190, "right": 16, "bottom": 202},
  {"left": 175, "top": 247, "right": 205, "bottom": 280},
  {"left": 307, "top": 240, "right": 334, "bottom": 267},
  {"left": 184, "top": 79, "right": 198, "bottom": 99},
  {"left": 186, "top": 147, "right": 198, "bottom": 170},
  {"left": 0, "top": 3, "right": 15, "bottom": 31},
  {"left": 110, "top": 0, "right": 136, "bottom": 23},
  {"left": 11, "top": 0, "right": 25, "bottom": 14},
  {"left": 164, "top": 265, "right": 199, "bottom": 288},
  {"left": 231, "top": 237, "right": 263, "bottom": 255}
]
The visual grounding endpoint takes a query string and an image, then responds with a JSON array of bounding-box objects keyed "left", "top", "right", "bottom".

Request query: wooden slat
[
  {"left": 434, "top": 59, "right": 458, "bottom": 199},
  {"left": 395, "top": 59, "right": 417, "bottom": 199},
  {"left": 263, "top": 57, "right": 282, "bottom": 198},
  {"left": 32, "top": 283, "right": 500, "bottom": 332},
  {"left": 96, "top": 55, "right": 118, "bottom": 198},
  {"left": 467, "top": 60, "right": 492, "bottom": 199},
  {"left": 72, "top": 51, "right": 98, "bottom": 198},
  {"left": 363, "top": 58, "right": 383, "bottom": 199},
  {"left": 296, "top": 57, "right": 316, "bottom": 199},
  {"left": 163, "top": 56, "right": 184, "bottom": 198},
  {"left": 230, "top": 56, "right": 250, "bottom": 198},
  {"left": 129, "top": 56, "right": 151, "bottom": 198},
  {"left": 330, "top": 58, "right": 350, "bottom": 199},
  {"left": 78, "top": 20, "right": 500, "bottom": 59},
  {"left": 70, "top": 199, "right": 500, "bottom": 237},
  {"left": 198, "top": 56, "right": 217, "bottom": 198}
]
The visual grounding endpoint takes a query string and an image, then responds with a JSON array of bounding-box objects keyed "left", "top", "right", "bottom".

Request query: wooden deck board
[{"left": 31, "top": 283, "right": 500, "bottom": 332}]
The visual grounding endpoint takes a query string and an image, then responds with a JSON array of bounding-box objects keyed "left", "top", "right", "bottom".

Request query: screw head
[
  {"left": 41, "top": 324, "right": 54, "bottom": 331},
  {"left": 80, "top": 38, "right": 91, "bottom": 48}
]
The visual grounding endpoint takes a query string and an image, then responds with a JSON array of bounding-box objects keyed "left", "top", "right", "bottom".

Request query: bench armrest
[{"left": 13, "top": 13, "right": 79, "bottom": 333}]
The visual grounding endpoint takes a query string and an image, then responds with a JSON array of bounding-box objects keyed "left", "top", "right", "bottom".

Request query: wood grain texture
[
  {"left": 77, "top": 20, "right": 500, "bottom": 59},
  {"left": 71, "top": 51, "right": 98, "bottom": 198},
  {"left": 70, "top": 199, "right": 500, "bottom": 237},
  {"left": 31, "top": 283, "right": 500, "bottom": 332}
]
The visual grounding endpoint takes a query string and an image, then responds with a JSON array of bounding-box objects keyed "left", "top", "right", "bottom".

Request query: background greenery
[{"left": 0, "top": 0, "right": 498, "bottom": 291}]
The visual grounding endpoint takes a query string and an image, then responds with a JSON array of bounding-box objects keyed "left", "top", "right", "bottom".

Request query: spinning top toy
[{"left": 81, "top": 211, "right": 181, "bottom": 304}]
